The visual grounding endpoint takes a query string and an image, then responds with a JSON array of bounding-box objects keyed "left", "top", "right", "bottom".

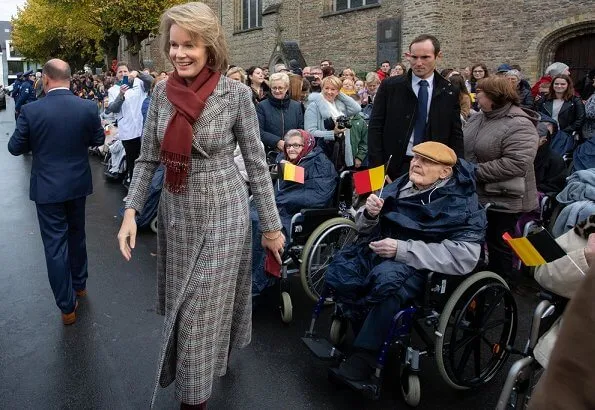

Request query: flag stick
[
  {"left": 378, "top": 155, "right": 393, "bottom": 198},
  {"left": 567, "top": 255, "right": 587, "bottom": 276}
]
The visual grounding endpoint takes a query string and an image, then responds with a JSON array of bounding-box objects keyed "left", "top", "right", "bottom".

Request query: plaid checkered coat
[{"left": 126, "top": 76, "right": 282, "bottom": 406}]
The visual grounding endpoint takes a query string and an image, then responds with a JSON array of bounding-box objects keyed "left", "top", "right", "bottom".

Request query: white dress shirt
[{"left": 406, "top": 73, "right": 435, "bottom": 156}]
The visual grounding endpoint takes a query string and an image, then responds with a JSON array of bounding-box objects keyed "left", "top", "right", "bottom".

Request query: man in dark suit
[
  {"left": 368, "top": 34, "right": 463, "bottom": 180},
  {"left": 8, "top": 59, "right": 104, "bottom": 325}
]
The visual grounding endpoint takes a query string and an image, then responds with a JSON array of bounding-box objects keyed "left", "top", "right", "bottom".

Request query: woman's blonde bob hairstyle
[
  {"left": 321, "top": 75, "right": 342, "bottom": 91},
  {"left": 160, "top": 2, "right": 229, "bottom": 72}
]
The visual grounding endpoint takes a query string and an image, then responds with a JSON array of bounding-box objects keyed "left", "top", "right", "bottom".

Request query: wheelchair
[
  {"left": 272, "top": 170, "right": 358, "bottom": 323},
  {"left": 495, "top": 292, "right": 567, "bottom": 410},
  {"left": 302, "top": 268, "right": 518, "bottom": 406}
]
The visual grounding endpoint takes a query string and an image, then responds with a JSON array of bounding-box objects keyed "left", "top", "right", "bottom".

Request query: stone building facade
[{"left": 141, "top": 0, "right": 595, "bottom": 82}]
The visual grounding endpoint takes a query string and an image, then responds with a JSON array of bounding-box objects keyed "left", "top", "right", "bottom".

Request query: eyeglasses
[
  {"left": 286, "top": 143, "right": 304, "bottom": 149},
  {"left": 271, "top": 87, "right": 287, "bottom": 91},
  {"left": 472, "top": 70, "right": 484, "bottom": 73}
]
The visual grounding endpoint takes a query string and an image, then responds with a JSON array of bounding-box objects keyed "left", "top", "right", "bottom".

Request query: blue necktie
[{"left": 413, "top": 79, "right": 429, "bottom": 146}]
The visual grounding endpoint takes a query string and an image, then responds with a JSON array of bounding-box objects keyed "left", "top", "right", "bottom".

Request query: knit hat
[
  {"left": 497, "top": 64, "right": 512, "bottom": 73},
  {"left": 545, "top": 62, "right": 569, "bottom": 76},
  {"left": 412, "top": 141, "right": 457, "bottom": 166}
]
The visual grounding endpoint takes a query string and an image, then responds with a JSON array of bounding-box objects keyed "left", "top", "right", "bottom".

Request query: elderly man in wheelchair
[{"left": 322, "top": 142, "right": 487, "bottom": 383}]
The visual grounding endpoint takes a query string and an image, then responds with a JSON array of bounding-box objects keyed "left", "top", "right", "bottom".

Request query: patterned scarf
[{"left": 162, "top": 67, "right": 221, "bottom": 193}]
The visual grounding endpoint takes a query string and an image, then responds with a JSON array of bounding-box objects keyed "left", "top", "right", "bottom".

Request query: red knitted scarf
[{"left": 162, "top": 67, "right": 221, "bottom": 193}]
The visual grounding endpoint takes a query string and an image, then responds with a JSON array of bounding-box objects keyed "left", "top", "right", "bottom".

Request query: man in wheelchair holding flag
[{"left": 325, "top": 141, "right": 487, "bottom": 381}]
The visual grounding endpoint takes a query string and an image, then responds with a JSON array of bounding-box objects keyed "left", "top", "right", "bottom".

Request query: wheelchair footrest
[
  {"left": 328, "top": 367, "right": 382, "bottom": 400},
  {"left": 301, "top": 336, "right": 342, "bottom": 361}
]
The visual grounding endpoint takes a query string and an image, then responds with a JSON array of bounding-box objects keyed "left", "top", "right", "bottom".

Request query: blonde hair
[
  {"left": 160, "top": 2, "right": 229, "bottom": 72},
  {"left": 226, "top": 66, "right": 246, "bottom": 83},
  {"left": 321, "top": 75, "right": 342, "bottom": 90},
  {"left": 269, "top": 72, "right": 290, "bottom": 88}
]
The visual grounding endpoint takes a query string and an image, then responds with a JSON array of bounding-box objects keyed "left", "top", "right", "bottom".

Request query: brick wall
[{"left": 131, "top": 0, "right": 595, "bottom": 81}]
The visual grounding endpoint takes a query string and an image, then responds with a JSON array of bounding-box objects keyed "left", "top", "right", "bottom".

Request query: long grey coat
[
  {"left": 126, "top": 77, "right": 282, "bottom": 405},
  {"left": 463, "top": 103, "right": 540, "bottom": 213}
]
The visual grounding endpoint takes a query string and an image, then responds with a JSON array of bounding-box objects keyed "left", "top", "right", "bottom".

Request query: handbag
[{"left": 484, "top": 176, "right": 526, "bottom": 198}]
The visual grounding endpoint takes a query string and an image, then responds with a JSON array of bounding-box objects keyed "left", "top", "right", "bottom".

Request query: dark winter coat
[
  {"left": 368, "top": 70, "right": 463, "bottom": 180},
  {"left": 537, "top": 96, "right": 586, "bottom": 136},
  {"left": 275, "top": 146, "right": 337, "bottom": 234},
  {"left": 256, "top": 94, "right": 304, "bottom": 152},
  {"left": 325, "top": 159, "right": 486, "bottom": 307},
  {"left": 15, "top": 79, "right": 36, "bottom": 112}
]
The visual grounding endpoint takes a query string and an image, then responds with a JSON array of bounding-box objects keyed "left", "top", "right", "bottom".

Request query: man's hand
[
  {"left": 119, "top": 84, "right": 129, "bottom": 96},
  {"left": 354, "top": 158, "right": 362, "bottom": 168},
  {"left": 369, "top": 238, "right": 398, "bottom": 258},
  {"left": 584, "top": 233, "right": 595, "bottom": 268},
  {"left": 365, "top": 194, "right": 384, "bottom": 217}
]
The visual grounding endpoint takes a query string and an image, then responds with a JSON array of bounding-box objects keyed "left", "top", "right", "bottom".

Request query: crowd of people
[{"left": 7, "top": 1, "right": 595, "bottom": 408}]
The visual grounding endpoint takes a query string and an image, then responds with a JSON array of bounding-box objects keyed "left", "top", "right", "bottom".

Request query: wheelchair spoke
[
  {"left": 453, "top": 332, "right": 481, "bottom": 354},
  {"left": 482, "top": 318, "right": 508, "bottom": 332},
  {"left": 479, "top": 288, "right": 506, "bottom": 326},
  {"left": 473, "top": 338, "right": 481, "bottom": 378},
  {"left": 455, "top": 341, "right": 474, "bottom": 377}
]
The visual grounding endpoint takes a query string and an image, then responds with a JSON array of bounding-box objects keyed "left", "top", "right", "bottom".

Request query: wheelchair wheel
[
  {"left": 400, "top": 367, "right": 421, "bottom": 407},
  {"left": 280, "top": 291, "right": 292, "bottom": 323},
  {"left": 300, "top": 217, "right": 357, "bottom": 303},
  {"left": 329, "top": 317, "right": 349, "bottom": 346},
  {"left": 435, "top": 271, "right": 517, "bottom": 390},
  {"left": 149, "top": 217, "right": 158, "bottom": 234}
]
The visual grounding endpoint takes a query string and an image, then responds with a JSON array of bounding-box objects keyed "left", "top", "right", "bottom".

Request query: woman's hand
[
  {"left": 354, "top": 158, "right": 362, "bottom": 168},
  {"left": 584, "top": 233, "right": 595, "bottom": 268},
  {"left": 117, "top": 209, "right": 137, "bottom": 261},
  {"left": 262, "top": 230, "right": 285, "bottom": 264},
  {"left": 276, "top": 139, "right": 285, "bottom": 152},
  {"left": 365, "top": 194, "right": 384, "bottom": 217},
  {"left": 369, "top": 238, "right": 398, "bottom": 258},
  {"left": 333, "top": 123, "right": 344, "bottom": 136}
]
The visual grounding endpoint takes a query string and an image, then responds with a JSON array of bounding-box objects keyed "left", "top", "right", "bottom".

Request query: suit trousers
[
  {"left": 122, "top": 137, "right": 142, "bottom": 182},
  {"left": 35, "top": 196, "right": 88, "bottom": 314}
]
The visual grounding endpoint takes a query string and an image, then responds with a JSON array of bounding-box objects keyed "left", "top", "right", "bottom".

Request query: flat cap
[{"left": 412, "top": 141, "right": 457, "bottom": 166}]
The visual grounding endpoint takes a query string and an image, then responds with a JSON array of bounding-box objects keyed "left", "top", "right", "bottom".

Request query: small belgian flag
[
  {"left": 280, "top": 162, "right": 305, "bottom": 184},
  {"left": 502, "top": 228, "right": 567, "bottom": 267},
  {"left": 353, "top": 165, "right": 385, "bottom": 195}
]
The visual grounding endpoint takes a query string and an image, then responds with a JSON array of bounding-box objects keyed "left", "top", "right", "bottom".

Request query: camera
[{"left": 335, "top": 115, "right": 352, "bottom": 129}]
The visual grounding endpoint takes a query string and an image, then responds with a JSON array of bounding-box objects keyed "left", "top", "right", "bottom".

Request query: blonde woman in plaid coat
[{"left": 117, "top": 3, "right": 284, "bottom": 408}]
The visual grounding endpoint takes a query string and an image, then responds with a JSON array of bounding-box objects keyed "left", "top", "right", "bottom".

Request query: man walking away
[{"left": 8, "top": 58, "right": 105, "bottom": 325}]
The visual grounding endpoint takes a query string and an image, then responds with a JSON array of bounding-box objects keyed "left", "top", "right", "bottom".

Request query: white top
[
  {"left": 406, "top": 73, "right": 435, "bottom": 156},
  {"left": 107, "top": 77, "right": 146, "bottom": 141},
  {"left": 552, "top": 99, "right": 564, "bottom": 125}
]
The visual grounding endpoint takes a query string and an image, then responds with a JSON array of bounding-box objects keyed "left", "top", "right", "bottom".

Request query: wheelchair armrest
[{"left": 300, "top": 208, "right": 339, "bottom": 218}]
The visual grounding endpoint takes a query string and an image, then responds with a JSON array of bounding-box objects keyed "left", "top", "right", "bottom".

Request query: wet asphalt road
[{"left": 0, "top": 96, "right": 538, "bottom": 409}]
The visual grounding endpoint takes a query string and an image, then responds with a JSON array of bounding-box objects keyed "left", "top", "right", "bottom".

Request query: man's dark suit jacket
[
  {"left": 8, "top": 88, "right": 105, "bottom": 204},
  {"left": 368, "top": 70, "right": 464, "bottom": 180}
]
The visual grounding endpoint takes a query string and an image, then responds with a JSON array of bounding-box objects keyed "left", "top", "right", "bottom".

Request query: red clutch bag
[{"left": 264, "top": 249, "right": 281, "bottom": 278}]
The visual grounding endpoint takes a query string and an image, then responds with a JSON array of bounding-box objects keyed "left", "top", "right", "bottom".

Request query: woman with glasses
[
  {"left": 256, "top": 72, "right": 304, "bottom": 154},
  {"left": 470, "top": 63, "right": 489, "bottom": 110},
  {"left": 250, "top": 129, "right": 337, "bottom": 298}
]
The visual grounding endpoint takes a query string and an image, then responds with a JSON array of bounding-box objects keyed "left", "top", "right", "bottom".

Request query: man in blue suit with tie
[{"left": 8, "top": 59, "right": 104, "bottom": 325}]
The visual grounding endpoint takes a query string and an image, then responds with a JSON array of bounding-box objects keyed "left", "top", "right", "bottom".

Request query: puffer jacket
[
  {"left": 533, "top": 227, "right": 589, "bottom": 368},
  {"left": 275, "top": 146, "right": 337, "bottom": 234},
  {"left": 464, "top": 103, "right": 539, "bottom": 213},
  {"left": 256, "top": 94, "right": 304, "bottom": 152}
]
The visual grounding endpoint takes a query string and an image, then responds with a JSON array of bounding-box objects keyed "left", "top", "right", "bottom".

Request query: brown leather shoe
[
  {"left": 76, "top": 289, "right": 87, "bottom": 297},
  {"left": 62, "top": 301, "right": 79, "bottom": 325}
]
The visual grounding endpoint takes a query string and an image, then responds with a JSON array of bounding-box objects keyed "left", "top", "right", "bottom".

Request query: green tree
[{"left": 11, "top": 0, "right": 103, "bottom": 70}]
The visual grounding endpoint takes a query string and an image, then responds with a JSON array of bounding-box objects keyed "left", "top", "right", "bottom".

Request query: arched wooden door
[{"left": 555, "top": 33, "right": 595, "bottom": 86}]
